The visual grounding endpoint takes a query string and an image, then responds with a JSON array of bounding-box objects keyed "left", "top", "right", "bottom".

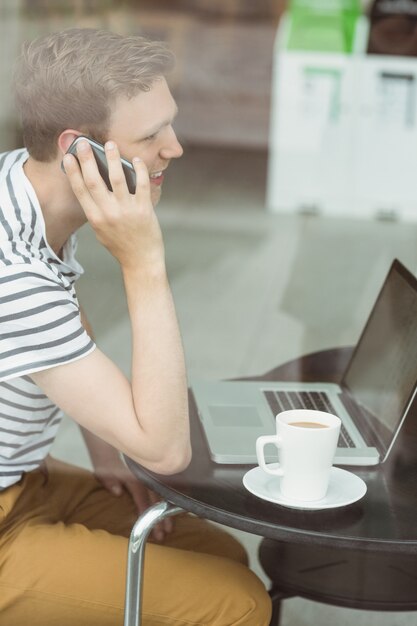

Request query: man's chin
[{"left": 151, "top": 186, "right": 162, "bottom": 207}]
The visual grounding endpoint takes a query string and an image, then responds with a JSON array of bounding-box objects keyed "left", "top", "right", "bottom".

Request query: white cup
[{"left": 256, "top": 409, "right": 341, "bottom": 501}]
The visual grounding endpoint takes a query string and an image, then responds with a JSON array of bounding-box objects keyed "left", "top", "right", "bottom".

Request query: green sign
[{"left": 287, "top": 0, "right": 362, "bottom": 53}]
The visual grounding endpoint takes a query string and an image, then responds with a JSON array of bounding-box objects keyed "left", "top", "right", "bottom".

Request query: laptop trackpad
[{"left": 208, "top": 405, "right": 263, "bottom": 427}]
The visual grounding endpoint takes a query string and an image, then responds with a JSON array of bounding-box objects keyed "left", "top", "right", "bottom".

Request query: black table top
[{"left": 125, "top": 348, "right": 417, "bottom": 554}]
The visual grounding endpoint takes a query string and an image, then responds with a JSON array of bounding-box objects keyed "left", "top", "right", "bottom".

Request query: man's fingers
[
  {"left": 133, "top": 157, "right": 151, "bottom": 203},
  {"left": 63, "top": 153, "right": 99, "bottom": 220},
  {"left": 95, "top": 474, "right": 123, "bottom": 496},
  {"left": 105, "top": 141, "right": 130, "bottom": 200},
  {"left": 74, "top": 140, "right": 109, "bottom": 204},
  {"left": 131, "top": 486, "right": 165, "bottom": 542}
]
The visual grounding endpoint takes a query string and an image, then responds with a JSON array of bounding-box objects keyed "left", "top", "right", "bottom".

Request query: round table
[{"left": 125, "top": 348, "right": 417, "bottom": 624}]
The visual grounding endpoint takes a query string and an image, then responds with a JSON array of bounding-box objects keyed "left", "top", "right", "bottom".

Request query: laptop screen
[{"left": 342, "top": 260, "right": 417, "bottom": 453}]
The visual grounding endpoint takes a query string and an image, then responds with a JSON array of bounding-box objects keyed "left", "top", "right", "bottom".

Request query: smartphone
[{"left": 62, "top": 135, "right": 137, "bottom": 194}]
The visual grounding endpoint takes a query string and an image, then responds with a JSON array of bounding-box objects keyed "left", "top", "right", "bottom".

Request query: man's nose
[{"left": 161, "top": 127, "right": 183, "bottom": 160}]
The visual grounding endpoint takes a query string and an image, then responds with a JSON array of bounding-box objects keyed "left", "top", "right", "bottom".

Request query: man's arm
[
  {"left": 77, "top": 305, "right": 174, "bottom": 541},
  {"left": 31, "top": 142, "right": 191, "bottom": 475},
  {"left": 77, "top": 304, "right": 124, "bottom": 474}
]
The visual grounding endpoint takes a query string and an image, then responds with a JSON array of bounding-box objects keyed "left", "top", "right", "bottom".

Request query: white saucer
[{"left": 243, "top": 465, "right": 367, "bottom": 510}]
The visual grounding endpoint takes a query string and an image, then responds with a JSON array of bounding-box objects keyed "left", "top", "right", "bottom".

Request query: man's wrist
[{"left": 121, "top": 261, "right": 168, "bottom": 289}]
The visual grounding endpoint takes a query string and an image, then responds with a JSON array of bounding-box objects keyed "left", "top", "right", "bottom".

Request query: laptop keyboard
[{"left": 263, "top": 390, "right": 355, "bottom": 448}]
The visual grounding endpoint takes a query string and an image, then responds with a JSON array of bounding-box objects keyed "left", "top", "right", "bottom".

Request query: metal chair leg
[
  {"left": 123, "top": 501, "right": 183, "bottom": 626},
  {"left": 268, "top": 587, "right": 294, "bottom": 626}
]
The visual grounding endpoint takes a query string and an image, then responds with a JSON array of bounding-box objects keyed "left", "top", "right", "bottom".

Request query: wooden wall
[{"left": 4, "top": 0, "right": 285, "bottom": 151}]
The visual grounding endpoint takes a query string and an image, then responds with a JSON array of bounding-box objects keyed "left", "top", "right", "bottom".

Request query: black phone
[{"left": 62, "top": 135, "right": 137, "bottom": 194}]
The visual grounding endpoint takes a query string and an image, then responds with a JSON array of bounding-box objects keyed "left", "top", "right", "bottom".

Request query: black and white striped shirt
[{"left": 0, "top": 148, "right": 95, "bottom": 489}]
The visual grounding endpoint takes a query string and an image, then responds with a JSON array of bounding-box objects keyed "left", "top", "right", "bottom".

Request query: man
[{"left": 0, "top": 28, "right": 272, "bottom": 625}]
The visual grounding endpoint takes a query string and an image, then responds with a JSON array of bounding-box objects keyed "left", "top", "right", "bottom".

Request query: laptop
[{"left": 191, "top": 259, "right": 417, "bottom": 466}]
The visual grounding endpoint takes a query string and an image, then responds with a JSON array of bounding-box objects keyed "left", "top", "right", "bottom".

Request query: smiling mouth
[{"left": 150, "top": 170, "right": 165, "bottom": 185}]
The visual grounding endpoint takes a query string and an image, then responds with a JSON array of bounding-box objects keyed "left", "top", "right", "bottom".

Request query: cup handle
[{"left": 256, "top": 434, "right": 283, "bottom": 476}]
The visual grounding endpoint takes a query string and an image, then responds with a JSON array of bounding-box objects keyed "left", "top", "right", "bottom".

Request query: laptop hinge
[{"left": 339, "top": 390, "right": 387, "bottom": 455}]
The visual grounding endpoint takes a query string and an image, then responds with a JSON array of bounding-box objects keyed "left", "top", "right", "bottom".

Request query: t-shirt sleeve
[{"left": 0, "top": 264, "right": 95, "bottom": 381}]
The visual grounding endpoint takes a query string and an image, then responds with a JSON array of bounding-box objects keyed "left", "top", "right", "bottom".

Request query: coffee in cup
[{"left": 288, "top": 421, "right": 328, "bottom": 429}]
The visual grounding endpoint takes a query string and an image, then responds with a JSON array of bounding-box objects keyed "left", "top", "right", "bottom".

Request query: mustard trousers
[{"left": 0, "top": 457, "right": 272, "bottom": 626}]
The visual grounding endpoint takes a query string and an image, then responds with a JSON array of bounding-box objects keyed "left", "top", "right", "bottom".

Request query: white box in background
[
  {"left": 267, "top": 14, "right": 362, "bottom": 217},
  {"left": 352, "top": 55, "right": 417, "bottom": 221},
  {"left": 267, "top": 14, "right": 417, "bottom": 222}
]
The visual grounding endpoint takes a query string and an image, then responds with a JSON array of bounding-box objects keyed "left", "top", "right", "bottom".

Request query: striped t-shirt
[{"left": 0, "top": 148, "right": 96, "bottom": 490}]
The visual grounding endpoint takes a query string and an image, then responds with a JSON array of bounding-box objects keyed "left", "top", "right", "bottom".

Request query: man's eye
[{"left": 144, "top": 133, "right": 157, "bottom": 141}]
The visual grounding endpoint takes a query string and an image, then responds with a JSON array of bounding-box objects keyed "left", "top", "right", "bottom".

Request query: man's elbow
[
  {"left": 157, "top": 443, "right": 192, "bottom": 475},
  {"left": 130, "top": 442, "right": 192, "bottom": 476}
]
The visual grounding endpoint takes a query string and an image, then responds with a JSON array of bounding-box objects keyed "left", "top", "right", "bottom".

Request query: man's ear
[{"left": 57, "top": 129, "right": 84, "bottom": 155}]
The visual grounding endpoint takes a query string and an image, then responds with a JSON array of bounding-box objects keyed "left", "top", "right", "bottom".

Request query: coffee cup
[{"left": 256, "top": 409, "right": 341, "bottom": 501}]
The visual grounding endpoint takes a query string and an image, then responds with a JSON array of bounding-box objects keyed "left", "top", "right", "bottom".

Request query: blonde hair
[{"left": 13, "top": 28, "right": 175, "bottom": 161}]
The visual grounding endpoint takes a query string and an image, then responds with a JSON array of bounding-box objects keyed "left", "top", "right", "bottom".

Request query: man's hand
[
  {"left": 95, "top": 457, "right": 174, "bottom": 543},
  {"left": 82, "top": 428, "right": 173, "bottom": 543},
  {"left": 63, "top": 140, "right": 164, "bottom": 273}
]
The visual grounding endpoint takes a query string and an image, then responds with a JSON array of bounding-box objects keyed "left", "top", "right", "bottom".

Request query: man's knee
[
  {"left": 234, "top": 566, "right": 272, "bottom": 626},
  {"left": 144, "top": 538, "right": 271, "bottom": 625},
  {"left": 211, "top": 560, "right": 272, "bottom": 626}
]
